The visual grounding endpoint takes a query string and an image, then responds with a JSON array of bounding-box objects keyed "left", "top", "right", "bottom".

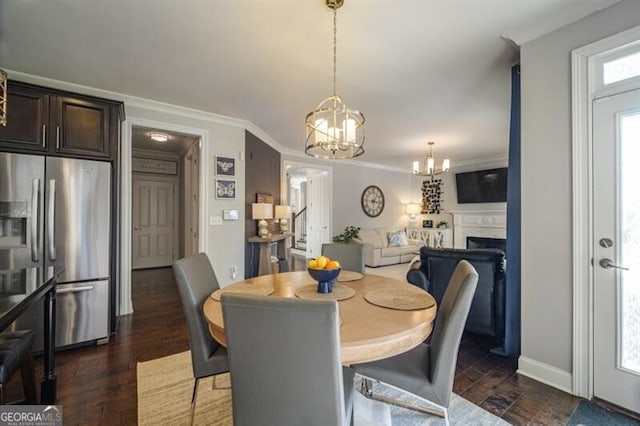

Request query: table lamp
[
  {"left": 274, "top": 205, "right": 292, "bottom": 233},
  {"left": 406, "top": 203, "right": 421, "bottom": 219},
  {"left": 252, "top": 203, "right": 273, "bottom": 238}
]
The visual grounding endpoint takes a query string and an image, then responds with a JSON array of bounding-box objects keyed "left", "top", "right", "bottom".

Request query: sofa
[
  {"left": 407, "top": 247, "right": 516, "bottom": 355},
  {"left": 355, "top": 228, "right": 423, "bottom": 267}
]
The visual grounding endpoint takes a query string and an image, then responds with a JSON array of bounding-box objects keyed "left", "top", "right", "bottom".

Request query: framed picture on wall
[
  {"left": 216, "top": 179, "right": 236, "bottom": 199},
  {"left": 215, "top": 156, "right": 235, "bottom": 176}
]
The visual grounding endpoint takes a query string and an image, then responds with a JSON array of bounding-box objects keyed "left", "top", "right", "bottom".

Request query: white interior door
[
  {"left": 306, "top": 171, "right": 331, "bottom": 259},
  {"left": 593, "top": 88, "right": 640, "bottom": 413},
  {"left": 132, "top": 177, "right": 176, "bottom": 269}
]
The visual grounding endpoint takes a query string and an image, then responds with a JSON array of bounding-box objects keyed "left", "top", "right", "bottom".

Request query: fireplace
[
  {"left": 467, "top": 236, "right": 506, "bottom": 253},
  {"left": 451, "top": 210, "right": 506, "bottom": 249}
]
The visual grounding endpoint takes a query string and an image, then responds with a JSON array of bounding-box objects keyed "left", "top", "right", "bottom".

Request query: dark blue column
[{"left": 499, "top": 64, "right": 521, "bottom": 357}]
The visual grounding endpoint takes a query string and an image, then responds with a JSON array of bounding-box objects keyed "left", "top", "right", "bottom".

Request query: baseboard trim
[{"left": 517, "top": 356, "right": 573, "bottom": 394}]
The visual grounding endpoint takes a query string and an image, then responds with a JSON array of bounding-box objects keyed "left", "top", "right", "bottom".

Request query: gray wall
[
  {"left": 520, "top": 0, "right": 640, "bottom": 374},
  {"left": 331, "top": 164, "right": 414, "bottom": 234}
]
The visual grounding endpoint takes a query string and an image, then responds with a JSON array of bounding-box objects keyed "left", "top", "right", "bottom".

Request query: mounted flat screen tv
[{"left": 455, "top": 167, "right": 508, "bottom": 203}]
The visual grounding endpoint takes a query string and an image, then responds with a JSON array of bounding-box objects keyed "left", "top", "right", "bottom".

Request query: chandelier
[
  {"left": 0, "top": 69, "right": 7, "bottom": 126},
  {"left": 413, "top": 141, "right": 450, "bottom": 178},
  {"left": 305, "top": 0, "right": 365, "bottom": 160}
]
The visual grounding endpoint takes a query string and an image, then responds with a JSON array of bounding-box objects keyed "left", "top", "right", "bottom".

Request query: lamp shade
[
  {"left": 274, "top": 205, "right": 291, "bottom": 219},
  {"left": 406, "top": 203, "right": 421, "bottom": 215},
  {"left": 252, "top": 203, "right": 273, "bottom": 220}
]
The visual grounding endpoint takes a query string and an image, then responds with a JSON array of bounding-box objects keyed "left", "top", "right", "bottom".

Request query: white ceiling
[{"left": 0, "top": 0, "right": 622, "bottom": 170}]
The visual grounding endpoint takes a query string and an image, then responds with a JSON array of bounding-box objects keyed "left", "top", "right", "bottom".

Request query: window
[{"left": 603, "top": 51, "right": 640, "bottom": 85}]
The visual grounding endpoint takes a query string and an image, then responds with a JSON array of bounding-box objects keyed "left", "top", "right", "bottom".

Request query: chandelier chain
[{"left": 332, "top": 5, "right": 337, "bottom": 96}]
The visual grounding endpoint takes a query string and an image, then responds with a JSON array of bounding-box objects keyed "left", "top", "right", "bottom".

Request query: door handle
[
  {"left": 48, "top": 179, "right": 56, "bottom": 261},
  {"left": 133, "top": 226, "right": 142, "bottom": 231},
  {"left": 599, "top": 258, "right": 629, "bottom": 270},
  {"left": 31, "top": 178, "right": 40, "bottom": 262},
  {"left": 56, "top": 285, "right": 94, "bottom": 294}
]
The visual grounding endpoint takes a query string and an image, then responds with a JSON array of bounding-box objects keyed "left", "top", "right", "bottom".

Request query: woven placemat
[
  {"left": 337, "top": 271, "right": 364, "bottom": 282},
  {"left": 364, "top": 286, "right": 435, "bottom": 310},
  {"left": 294, "top": 284, "right": 356, "bottom": 301},
  {"left": 210, "top": 285, "right": 274, "bottom": 301}
]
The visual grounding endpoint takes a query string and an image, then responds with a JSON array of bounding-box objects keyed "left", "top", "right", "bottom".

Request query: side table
[{"left": 248, "top": 233, "right": 293, "bottom": 276}]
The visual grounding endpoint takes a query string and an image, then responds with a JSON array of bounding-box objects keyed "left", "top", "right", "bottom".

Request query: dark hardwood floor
[{"left": 10, "top": 266, "right": 591, "bottom": 424}]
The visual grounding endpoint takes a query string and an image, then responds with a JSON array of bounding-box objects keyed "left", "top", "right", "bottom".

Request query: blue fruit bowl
[{"left": 307, "top": 268, "right": 341, "bottom": 293}]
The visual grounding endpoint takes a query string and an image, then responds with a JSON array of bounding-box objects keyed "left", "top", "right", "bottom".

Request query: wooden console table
[{"left": 248, "top": 233, "right": 293, "bottom": 276}]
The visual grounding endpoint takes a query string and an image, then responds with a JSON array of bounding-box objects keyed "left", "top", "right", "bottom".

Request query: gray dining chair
[
  {"left": 321, "top": 243, "right": 365, "bottom": 273},
  {"left": 172, "top": 253, "right": 229, "bottom": 424},
  {"left": 353, "top": 260, "right": 478, "bottom": 424},
  {"left": 221, "top": 293, "right": 354, "bottom": 426}
]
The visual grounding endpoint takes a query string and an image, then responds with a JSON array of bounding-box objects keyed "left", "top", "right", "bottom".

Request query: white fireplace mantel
[{"left": 450, "top": 210, "right": 507, "bottom": 249}]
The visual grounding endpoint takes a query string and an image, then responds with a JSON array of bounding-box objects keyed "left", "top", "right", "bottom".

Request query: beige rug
[{"left": 137, "top": 351, "right": 232, "bottom": 425}]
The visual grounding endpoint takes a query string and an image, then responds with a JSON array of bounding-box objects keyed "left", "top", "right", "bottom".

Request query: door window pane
[{"left": 620, "top": 111, "right": 640, "bottom": 373}]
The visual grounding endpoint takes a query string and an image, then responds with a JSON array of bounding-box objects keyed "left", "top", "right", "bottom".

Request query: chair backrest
[
  {"left": 429, "top": 260, "right": 478, "bottom": 407},
  {"left": 321, "top": 243, "right": 365, "bottom": 273},
  {"left": 221, "top": 293, "right": 345, "bottom": 426},
  {"left": 172, "top": 253, "right": 223, "bottom": 379}
]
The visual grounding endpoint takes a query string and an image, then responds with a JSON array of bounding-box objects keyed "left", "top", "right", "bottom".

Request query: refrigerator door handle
[
  {"left": 48, "top": 179, "right": 56, "bottom": 261},
  {"left": 31, "top": 178, "right": 40, "bottom": 262},
  {"left": 56, "top": 285, "right": 94, "bottom": 294}
]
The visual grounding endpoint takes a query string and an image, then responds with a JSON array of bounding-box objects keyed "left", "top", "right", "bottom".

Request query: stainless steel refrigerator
[{"left": 0, "top": 152, "right": 110, "bottom": 352}]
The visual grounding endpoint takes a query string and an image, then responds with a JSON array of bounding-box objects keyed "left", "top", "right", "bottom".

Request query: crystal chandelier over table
[{"left": 305, "top": 0, "right": 365, "bottom": 160}]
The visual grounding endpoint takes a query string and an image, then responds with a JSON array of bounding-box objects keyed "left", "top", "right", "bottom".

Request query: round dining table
[{"left": 202, "top": 270, "right": 437, "bottom": 365}]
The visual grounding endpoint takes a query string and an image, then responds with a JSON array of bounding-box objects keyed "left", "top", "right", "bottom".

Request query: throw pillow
[{"left": 388, "top": 230, "right": 408, "bottom": 247}]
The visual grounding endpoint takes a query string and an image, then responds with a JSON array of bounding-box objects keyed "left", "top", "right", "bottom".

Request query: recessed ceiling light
[{"left": 149, "top": 132, "right": 169, "bottom": 142}]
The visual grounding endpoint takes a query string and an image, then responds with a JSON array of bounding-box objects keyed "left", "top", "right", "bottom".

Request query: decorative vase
[{"left": 307, "top": 268, "right": 341, "bottom": 294}]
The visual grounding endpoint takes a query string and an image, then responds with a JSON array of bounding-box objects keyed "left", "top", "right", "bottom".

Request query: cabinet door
[
  {"left": 52, "top": 96, "right": 111, "bottom": 158},
  {"left": 0, "top": 83, "right": 49, "bottom": 153}
]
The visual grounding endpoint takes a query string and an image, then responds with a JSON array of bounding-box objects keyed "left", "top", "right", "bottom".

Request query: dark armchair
[{"left": 407, "top": 247, "right": 511, "bottom": 354}]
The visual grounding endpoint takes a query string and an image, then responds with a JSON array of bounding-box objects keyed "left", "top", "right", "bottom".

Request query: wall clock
[{"left": 361, "top": 185, "right": 385, "bottom": 217}]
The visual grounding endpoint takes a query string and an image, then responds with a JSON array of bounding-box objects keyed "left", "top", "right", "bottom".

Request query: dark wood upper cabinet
[
  {"left": 53, "top": 96, "right": 111, "bottom": 158},
  {"left": 0, "top": 83, "right": 50, "bottom": 153},
  {"left": 0, "top": 81, "right": 124, "bottom": 160}
]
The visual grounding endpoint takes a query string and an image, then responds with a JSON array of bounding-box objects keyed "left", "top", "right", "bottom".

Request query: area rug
[
  {"left": 137, "top": 351, "right": 509, "bottom": 425},
  {"left": 567, "top": 400, "right": 640, "bottom": 425}
]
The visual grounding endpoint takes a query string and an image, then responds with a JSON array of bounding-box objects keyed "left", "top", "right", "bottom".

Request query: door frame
[
  {"left": 131, "top": 173, "right": 179, "bottom": 269},
  {"left": 571, "top": 24, "right": 640, "bottom": 398},
  {"left": 281, "top": 159, "right": 333, "bottom": 256},
  {"left": 121, "top": 117, "right": 208, "bottom": 315}
]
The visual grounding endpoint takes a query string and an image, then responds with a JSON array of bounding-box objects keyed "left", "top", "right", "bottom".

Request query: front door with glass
[{"left": 592, "top": 88, "right": 640, "bottom": 413}]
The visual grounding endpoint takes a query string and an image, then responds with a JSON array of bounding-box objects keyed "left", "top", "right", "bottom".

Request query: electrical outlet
[
  {"left": 210, "top": 216, "right": 222, "bottom": 225},
  {"left": 230, "top": 266, "right": 237, "bottom": 279}
]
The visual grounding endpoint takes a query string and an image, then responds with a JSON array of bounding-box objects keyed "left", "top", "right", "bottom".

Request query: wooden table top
[{"left": 202, "top": 271, "right": 437, "bottom": 365}]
